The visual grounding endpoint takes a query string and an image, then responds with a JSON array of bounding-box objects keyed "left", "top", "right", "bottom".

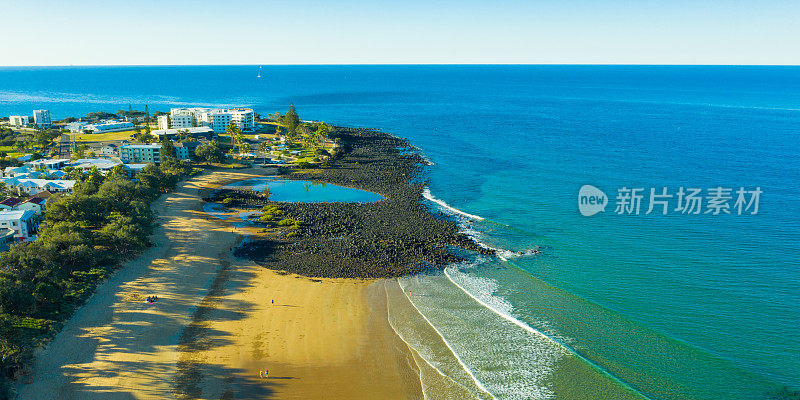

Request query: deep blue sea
[{"left": 1, "top": 65, "right": 798, "bottom": 399}]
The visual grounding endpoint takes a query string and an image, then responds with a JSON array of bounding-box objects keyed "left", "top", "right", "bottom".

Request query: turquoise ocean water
[{"left": 1, "top": 65, "right": 798, "bottom": 399}]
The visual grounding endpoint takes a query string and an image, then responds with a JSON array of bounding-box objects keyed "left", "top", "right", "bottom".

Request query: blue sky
[{"left": 1, "top": 0, "right": 798, "bottom": 65}]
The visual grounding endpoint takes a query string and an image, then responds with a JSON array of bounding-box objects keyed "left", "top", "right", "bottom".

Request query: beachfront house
[{"left": 0, "top": 209, "right": 38, "bottom": 241}]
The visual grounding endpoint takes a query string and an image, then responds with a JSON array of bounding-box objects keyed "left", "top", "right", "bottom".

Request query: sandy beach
[{"left": 15, "top": 168, "right": 422, "bottom": 399}]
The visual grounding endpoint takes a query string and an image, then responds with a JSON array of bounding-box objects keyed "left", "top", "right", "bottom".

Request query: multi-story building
[
  {"left": 167, "top": 107, "right": 254, "bottom": 133},
  {"left": 8, "top": 115, "right": 30, "bottom": 127},
  {"left": 157, "top": 114, "right": 193, "bottom": 130},
  {"left": 117, "top": 144, "right": 191, "bottom": 164},
  {"left": 32, "top": 109, "right": 51, "bottom": 127},
  {"left": 118, "top": 144, "right": 161, "bottom": 164},
  {"left": 0, "top": 209, "right": 39, "bottom": 241}
]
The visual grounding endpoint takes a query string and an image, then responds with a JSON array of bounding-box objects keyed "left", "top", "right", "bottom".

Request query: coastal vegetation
[{"left": 0, "top": 157, "right": 193, "bottom": 398}]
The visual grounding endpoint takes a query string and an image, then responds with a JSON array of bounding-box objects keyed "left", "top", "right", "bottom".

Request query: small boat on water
[{"left": 257, "top": 65, "right": 262, "bottom": 78}]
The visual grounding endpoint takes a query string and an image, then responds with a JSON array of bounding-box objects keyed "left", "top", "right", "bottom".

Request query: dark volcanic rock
[{"left": 228, "top": 127, "right": 493, "bottom": 278}]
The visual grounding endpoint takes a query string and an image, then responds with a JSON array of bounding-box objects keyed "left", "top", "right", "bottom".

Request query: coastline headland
[{"left": 221, "top": 127, "right": 493, "bottom": 278}]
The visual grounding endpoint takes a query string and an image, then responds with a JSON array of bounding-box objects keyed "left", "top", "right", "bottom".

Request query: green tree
[
  {"left": 279, "top": 104, "right": 300, "bottom": 138},
  {"left": 0, "top": 277, "right": 35, "bottom": 315},
  {"left": 194, "top": 141, "right": 224, "bottom": 165},
  {"left": 227, "top": 123, "right": 246, "bottom": 155},
  {"left": 160, "top": 138, "right": 177, "bottom": 162}
]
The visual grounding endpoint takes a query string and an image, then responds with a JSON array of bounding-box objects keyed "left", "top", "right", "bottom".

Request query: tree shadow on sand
[{"left": 172, "top": 258, "right": 289, "bottom": 399}]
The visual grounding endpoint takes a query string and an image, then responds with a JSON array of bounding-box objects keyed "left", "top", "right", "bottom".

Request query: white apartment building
[
  {"left": 8, "top": 115, "right": 30, "bottom": 127},
  {"left": 117, "top": 144, "right": 190, "bottom": 164},
  {"left": 32, "top": 109, "right": 51, "bottom": 127},
  {"left": 166, "top": 107, "right": 254, "bottom": 133},
  {"left": 157, "top": 114, "right": 193, "bottom": 130}
]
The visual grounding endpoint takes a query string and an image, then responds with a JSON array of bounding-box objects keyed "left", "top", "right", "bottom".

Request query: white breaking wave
[
  {"left": 385, "top": 281, "right": 496, "bottom": 400},
  {"left": 444, "top": 266, "right": 553, "bottom": 340},
  {"left": 422, "top": 187, "right": 485, "bottom": 221},
  {"left": 443, "top": 265, "right": 651, "bottom": 400},
  {"left": 399, "top": 272, "right": 566, "bottom": 400},
  {"left": 421, "top": 188, "right": 544, "bottom": 261}
]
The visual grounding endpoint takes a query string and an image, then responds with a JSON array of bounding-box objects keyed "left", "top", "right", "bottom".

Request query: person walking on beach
[{"left": 259, "top": 369, "right": 269, "bottom": 379}]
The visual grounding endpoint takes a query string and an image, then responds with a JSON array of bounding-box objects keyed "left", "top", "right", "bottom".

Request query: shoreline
[
  {"left": 15, "top": 127, "right": 495, "bottom": 399},
  {"left": 224, "top": 127, "right": 493, "bottom": 278},
  {"left": 15, "top": 167, "right": 426, "bottom": 399}
]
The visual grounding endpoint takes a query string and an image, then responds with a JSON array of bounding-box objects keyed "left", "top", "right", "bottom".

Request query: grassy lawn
[
  {"left": 73, "top": 130, "right": 137, "bottom": 142},
  {"left": 0, "top": 145, "right": 26, "bottom": 159}
]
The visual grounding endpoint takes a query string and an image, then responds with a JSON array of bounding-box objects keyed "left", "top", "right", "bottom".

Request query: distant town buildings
[
  {"left": 6, "top": 109, "right": 51, "bottom": 128},
  {"left": 32, "top": 109, "right": 51, "bottom": 127},
  {"left": 66, "top": 122, "right": 89, "bottom": 132},
  {"left": 65, "top": 120, "right": 134, "bottom": 133},
  {"left": 8, "top": 115, "right": 30, "bottom": 127},
  {"left": 159, "top": 107, "right": 254, "bottom": 133},
  {"left": 85, "top": 120, "right": 134, "bottom": 133}
]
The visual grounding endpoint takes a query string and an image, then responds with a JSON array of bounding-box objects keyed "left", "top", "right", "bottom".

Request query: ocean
[{"left": 1, "top": 65, "right": 798, "bottom": 399}]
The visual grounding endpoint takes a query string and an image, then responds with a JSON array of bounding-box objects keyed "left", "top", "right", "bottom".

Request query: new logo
[{"left": 579, "top": 185, "right": 608, "bottom": 216}]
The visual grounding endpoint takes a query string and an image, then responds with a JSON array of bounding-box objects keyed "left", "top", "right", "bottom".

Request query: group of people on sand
[{"left": 145, "top": 295, "right": 158, "bottom": 304}]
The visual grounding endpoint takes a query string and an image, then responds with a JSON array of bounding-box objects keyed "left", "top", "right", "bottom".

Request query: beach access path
[{"left": 15, "top": 168, "right": 423, "bottom": 399}]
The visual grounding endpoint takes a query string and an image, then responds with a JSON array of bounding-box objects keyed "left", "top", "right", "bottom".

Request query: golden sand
[{"left": 16, "top": 169, "right": 421, "bottom": 399}]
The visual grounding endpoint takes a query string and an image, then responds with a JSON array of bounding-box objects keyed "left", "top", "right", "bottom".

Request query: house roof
[
  {"left": 34, "top": 191, "right": 54, "bottom": 199},
  {"left": 0, "top": 198, "right": 22, "bottom": 207},
  {"left": 0, "top": 209, "right": 35, "bottom": 221},
  {"left": 24, "top": 197, "right": 45, "bottom": 205}
]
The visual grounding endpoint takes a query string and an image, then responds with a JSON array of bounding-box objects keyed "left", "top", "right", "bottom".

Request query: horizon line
[{"left": 2, "top": 63, "right": 800, "bottom": 68}]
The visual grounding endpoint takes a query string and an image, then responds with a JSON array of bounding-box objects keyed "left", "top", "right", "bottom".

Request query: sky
[{"left": 0, "top": 0, "right": 798, "bottom": 66}]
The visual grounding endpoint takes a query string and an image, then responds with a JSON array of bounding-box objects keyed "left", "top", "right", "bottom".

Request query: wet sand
[{"left": 16, "top": 168, "right": 421, "bottom": 399}]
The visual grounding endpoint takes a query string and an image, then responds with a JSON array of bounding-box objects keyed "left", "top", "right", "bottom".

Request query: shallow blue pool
[{"left": 223, "top": 177, "right": 383, "bottom": 203}]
